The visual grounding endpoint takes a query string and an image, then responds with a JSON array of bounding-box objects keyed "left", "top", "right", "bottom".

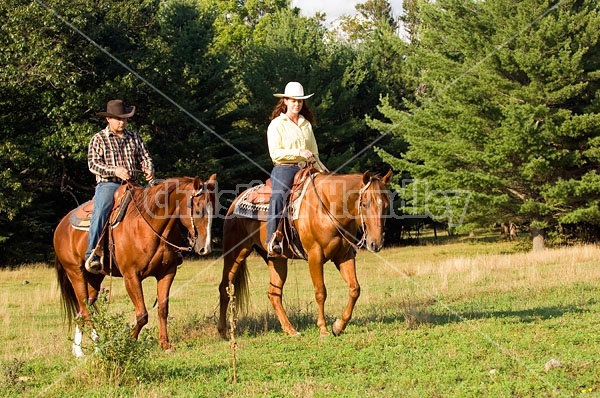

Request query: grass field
[{"left": 1, "top": 237, "right": 600, "bottom": 397}]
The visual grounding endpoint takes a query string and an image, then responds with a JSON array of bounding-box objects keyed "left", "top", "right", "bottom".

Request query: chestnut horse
[
  {"left": 218, "top": 170, "right": 392, "bottom": 338},
  {"left": 54, "top": 175, "right": 216, "bottom": 357}
]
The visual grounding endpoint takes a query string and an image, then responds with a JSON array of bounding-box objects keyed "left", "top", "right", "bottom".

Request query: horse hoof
[
  {"left": 161, "top": 342, "right": 175, "bottom": 352},
  {"left": 319, "top": 330, "right": 331, "bottom": 338},
  {"left": 218, "top": 328, "right": 228, "bottom": 340},
  {"left": 332, "top": 319, "right": 344, "bottom": 336},
  {"left": 164, "top": 347, "right": 176, "bottom": 354}
]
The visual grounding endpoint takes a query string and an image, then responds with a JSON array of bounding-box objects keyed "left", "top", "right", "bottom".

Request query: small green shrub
[
  {"left": 75, "top": 288, "right": 156, "bottom": 386},
  {"left": 0, "top": 358, "right": 26, "bottom": 394}
]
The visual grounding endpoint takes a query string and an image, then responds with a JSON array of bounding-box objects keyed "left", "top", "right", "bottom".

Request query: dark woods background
[{"left": 1, "top": 0, "right": 599, "bottom": 266}]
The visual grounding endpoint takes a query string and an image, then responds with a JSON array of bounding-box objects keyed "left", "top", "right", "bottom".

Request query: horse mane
[
  {"left": 369, "top": 172, "right": 387, "bottom": 185},
  {"left": 131, "top": 177, "right": 198, "bottom": 212}
]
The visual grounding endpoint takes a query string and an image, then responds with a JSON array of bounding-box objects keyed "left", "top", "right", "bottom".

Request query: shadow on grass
[
  {"left": 231, "top": 303, "right": 589, "bottom": 337},
  {"left": 357, "top": 303, "right": 589, "bottom": 328},
  {"left": 386, "top": 231, "right": 507, "bottom": 248}
]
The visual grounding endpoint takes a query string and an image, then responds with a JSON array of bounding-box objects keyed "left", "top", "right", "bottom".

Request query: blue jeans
[
  {"left": 86, "top": 182, "right": 121, "bottom": 259},
  {"left": 266, "top": 165, "right": 300, "bottom": 245}
]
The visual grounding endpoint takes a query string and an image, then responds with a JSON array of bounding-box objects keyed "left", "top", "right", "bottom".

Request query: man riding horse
[{"left": 85, "top": 99, "right": 155, "bottom": 274}]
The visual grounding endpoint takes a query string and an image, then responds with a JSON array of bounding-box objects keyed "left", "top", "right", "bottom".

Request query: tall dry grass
[
  {"left": 354, "top": 243, "right": 600, "bottom": 329},
  {"left": 395, "top": 243, "right": 600, "bottom": 294}
]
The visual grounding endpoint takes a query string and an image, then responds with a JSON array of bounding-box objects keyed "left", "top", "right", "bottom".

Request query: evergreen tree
[{"left": 372, "top": 0, "right": 600, "bottom": 246}]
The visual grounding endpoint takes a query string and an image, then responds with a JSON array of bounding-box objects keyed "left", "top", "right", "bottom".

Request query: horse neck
[
  {"left": 316, "top": 174, "right": 363, "bottom": 221},
  {"left": 130, "top": 181, "right": 188, "bottom": 232}
]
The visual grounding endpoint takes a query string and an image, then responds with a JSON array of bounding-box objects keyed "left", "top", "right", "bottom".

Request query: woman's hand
[{"left": 299, "top": 149, "right": 313, "bottom": 159}]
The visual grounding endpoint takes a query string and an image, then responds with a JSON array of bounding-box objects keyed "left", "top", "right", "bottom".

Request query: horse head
[
  {"left": 184, "top": 173, "right": 217, "bottom": 255},
  {"left": 359, "top": 169, "right": 393, "bottom": 253}
]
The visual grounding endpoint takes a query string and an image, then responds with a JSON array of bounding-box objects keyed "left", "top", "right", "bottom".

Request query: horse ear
[
  {"left": 362, "top": 171, "right": 371, "bottom": 185},
  {"left": 381, "top": 169, "right": 393, "bottom": 185},
  {"left": 193, "top": 177, "right": 203, "bottom": 191},
  {"left": 207, "top": 174, "right": 217, "bottom": 191}
]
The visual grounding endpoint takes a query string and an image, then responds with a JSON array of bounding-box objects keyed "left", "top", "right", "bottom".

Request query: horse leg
[
  {"left": 65, "top": 268, "right": 102, "bottom": 353},
  {"left": 307, "top": 256, "right": 330, "bottom": 337},
  {"left": 331, "top": 257, "right": 360, "bottom": 336},
  {"left": 85, "top": 273, "right": 104, "bottom": 306},
  {"left": 156, "top": 271, "right": 176, "bottom": 351},
  {"left": 72, "top": 325, "right": 85, "bottom": 357},
  {"left": 122, "top": 273, "right": 149, "bottom": 340},
  {"left": 267, "top": 258, "right": 299, "bottom": 336},
  {"left": 217, "top": 281, "right": 230, "bottom": 339}
]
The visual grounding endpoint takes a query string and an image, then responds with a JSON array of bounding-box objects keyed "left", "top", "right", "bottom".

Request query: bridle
[
  {"left": 129, "top": 181, "right": 212, "bottom": 252},
  {"left": 356, "top": 179, "right": 372, "bottom": 248},
  {"left": 186, "top": 183, "right": 213, "bottom": 249}
]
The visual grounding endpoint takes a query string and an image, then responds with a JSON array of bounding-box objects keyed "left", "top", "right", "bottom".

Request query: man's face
[{"left": 107, "top": 117, "right": 128, "bottom": 134}]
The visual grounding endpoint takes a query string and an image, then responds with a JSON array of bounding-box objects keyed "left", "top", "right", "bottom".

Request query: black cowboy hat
[{"left": 96, "top": 99, "right": 136, "bottom": 118}]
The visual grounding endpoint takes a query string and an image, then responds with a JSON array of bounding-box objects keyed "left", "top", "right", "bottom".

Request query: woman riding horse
[{"left": 218, "top": 169, "right": 392, "bottom": 338}]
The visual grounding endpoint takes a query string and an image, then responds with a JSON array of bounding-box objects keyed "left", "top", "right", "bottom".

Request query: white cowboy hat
[{"left": 273, "top": 82, "right": 314, "bottom": 100}]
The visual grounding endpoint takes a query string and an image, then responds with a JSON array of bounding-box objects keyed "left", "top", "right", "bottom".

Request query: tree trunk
[{"left": 531, "top": 227, "right": 545, "bottom": 251}]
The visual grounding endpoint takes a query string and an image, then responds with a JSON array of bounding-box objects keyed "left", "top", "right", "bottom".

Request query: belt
[
  {"left": 101, "top": 177, "right": 122, "bottom": 183},
  {"left": 274, "top": 161, "right": 306, "bottom": 168}
]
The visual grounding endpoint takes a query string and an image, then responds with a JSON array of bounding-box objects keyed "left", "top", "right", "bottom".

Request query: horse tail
[
  {"left": 232, "top": 258, "right": 250, "bottom": 315},
  {"left": 55, "top": 257, "right": 78, "bottom": 329}
]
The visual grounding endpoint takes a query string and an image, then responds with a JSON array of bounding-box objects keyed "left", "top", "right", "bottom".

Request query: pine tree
[{"left": 372, "top": 0, "right": 600, "bottom": 247}]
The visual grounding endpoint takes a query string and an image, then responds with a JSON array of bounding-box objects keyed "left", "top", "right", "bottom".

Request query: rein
[{"left": 309, "top": 174, "right": 370, "bottom": 251}]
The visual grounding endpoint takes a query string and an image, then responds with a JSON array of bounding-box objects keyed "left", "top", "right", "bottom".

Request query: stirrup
[
  {"left": 267, "top": 233, "right": 283, "bottom": 257},
  {"left": 85, "top": 251, "right": 103, "bottom": 274}
]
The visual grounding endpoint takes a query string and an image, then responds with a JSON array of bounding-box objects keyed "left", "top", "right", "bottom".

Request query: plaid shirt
[{"left": 88, "top": 126, "right": 154, "bottom": 184}]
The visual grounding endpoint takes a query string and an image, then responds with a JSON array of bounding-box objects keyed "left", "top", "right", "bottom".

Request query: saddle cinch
[{"left": 234, "top": 167, "right": 318, "bottom": 259}]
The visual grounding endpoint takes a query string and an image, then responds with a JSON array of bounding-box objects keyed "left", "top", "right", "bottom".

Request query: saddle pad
[
  {"left": 232, "top": 176, "right": 314, "bottom": 222},
  {"left": 233, "top": 185, "right": 270, "bottom": 221}
]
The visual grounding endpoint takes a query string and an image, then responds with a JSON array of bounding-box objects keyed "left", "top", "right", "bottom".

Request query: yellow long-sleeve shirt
[{"left": 267, "top": 113, "right": 319, "bottom": 165}]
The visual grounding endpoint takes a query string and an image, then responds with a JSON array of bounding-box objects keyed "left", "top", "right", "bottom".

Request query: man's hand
[{"left": 114, "top": 166, "right": 131, "bottom": 181}]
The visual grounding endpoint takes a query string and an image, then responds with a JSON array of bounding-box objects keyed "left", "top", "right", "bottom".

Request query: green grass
[{"left": 1, "top": 238, "right": 600, "bottom": 397}]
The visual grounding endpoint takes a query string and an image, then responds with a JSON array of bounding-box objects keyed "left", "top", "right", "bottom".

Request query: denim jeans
[
  {"left": 266, "top": 165, "right": 300, "bottom": 245},
  {"left": 86, "top": 182, "right": 121, "bottom": 259}
]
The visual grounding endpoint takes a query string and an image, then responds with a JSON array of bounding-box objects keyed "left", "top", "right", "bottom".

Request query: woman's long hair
[{"left": 269, "top": 98, "right": 316, "bottom": 125}]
